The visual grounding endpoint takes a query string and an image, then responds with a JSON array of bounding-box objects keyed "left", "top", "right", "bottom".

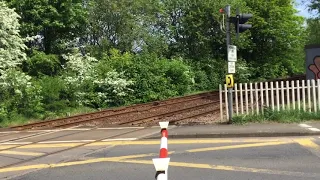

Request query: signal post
[{"left": 220, "top": 6, "right": 253, "bottom": 123}]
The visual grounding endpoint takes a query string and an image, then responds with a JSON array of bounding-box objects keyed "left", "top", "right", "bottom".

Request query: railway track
[
  {"left": 11, "top": 91, "right": 219, "bottom": 130},
  {"left": 9, "top": 74, "right": 307, "bottom": 131}
]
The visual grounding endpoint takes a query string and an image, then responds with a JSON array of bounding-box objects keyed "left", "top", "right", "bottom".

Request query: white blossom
[
  {"left": 0, "top": 1, "right": 27, "bottom": 70},
  {"left": 62, "top": 51, "right": 134, "bottom": 106}
]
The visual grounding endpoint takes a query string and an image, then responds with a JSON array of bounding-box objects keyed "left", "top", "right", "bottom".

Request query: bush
[
  {"left": 23, "top": 51, "right": 61, "bottom": 77},
  {"left": 62, "top": 50, "right": 134, "bottom": 108},
  {"left": 36, "top": 76, "right": 73, "bottom": 113},
  {"left": 0, "top": 69, "right": 44, "bottom": 119},
  {"left": 99, "top": 49, "right": 195, "bottom": 104}
]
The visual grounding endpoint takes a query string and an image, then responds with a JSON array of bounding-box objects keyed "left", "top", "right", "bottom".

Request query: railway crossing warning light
[{"left": 232, "top": 8, "right": 253, "bottom": 38}]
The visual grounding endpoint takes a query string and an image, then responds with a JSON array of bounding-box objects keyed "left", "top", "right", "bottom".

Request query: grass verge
[
  {"left": 232, "top": 108, "right": 320, "bottom": 125},
  {"left": 0, "top": 106, "right": 97, "bottom": 128}
]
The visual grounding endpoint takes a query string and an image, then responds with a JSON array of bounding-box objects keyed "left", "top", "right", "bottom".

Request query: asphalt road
[{"left": 3, "top": 136, "right": 320, "bottom": 180}]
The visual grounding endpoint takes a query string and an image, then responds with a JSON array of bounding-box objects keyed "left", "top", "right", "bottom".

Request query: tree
[
  {"left": 241, "top": 0, "right": 307, "bottom": 79},
  {"left": 85, "top": 0, "right": 167, "bottom": 57},
  {"left": 308, "top": 0, "right": 320, "bottom": 14},
  {"left": 306, "top": 18, "right": 320, "bottom": 44},
  {"left": 5, "top": 0, "right": 88, "bottom": 54},
  {"left": 0, "top": 1, "right": 43, "bottom": 120},
  {"left": 304, "top": 0, "right": 320, "bottom": 44},
  {"left": 0, "top": 1, "right": 27, "bottom": 73}
]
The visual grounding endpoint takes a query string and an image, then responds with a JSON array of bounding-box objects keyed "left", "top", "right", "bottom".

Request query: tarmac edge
[{"left": 142, "top": 132, "right": 320, "bottom": 139}]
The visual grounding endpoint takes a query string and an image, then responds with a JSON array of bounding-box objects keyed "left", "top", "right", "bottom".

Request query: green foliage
[
  {"left": 62, "top": 50, "right": 134, "bottom": 108},
  {"left": 5, "top": 0, "right": 88, "bottom": 54},
  {"left": 0, "top": 69, "right": 43, "bottom": 119},
  {"left": 306, "top": 18, "right": 320, "bottom": 44},
  {"left": 35, "top": 76, "right": 71, "bottom": 112},
  {"left": 308, "top": 0, "right": 320, "bottom": 14},
  {"left": 85, "top": 0, "right": 167, "bottom": 57},
  {"left": 99, "top": 49, "right": 194, "bottom": 103},
  {"left": 242, "top": 0, "right": 307, "bottom": 79},
  {"left": 0, "top": 1, "right": 27, "bottom": 72},
  {"left": 0, "top": 0, "right": 315, "bottom": 126},
  {"left": 23, "top": 51, "right": 61, "bottom": 77}
]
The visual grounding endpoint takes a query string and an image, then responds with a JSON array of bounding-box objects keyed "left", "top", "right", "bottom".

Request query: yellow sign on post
[{"left": 226, "top": 74, "right": 234, "bottom": 88}]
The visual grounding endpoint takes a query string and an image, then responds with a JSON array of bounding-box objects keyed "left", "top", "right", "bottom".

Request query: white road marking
[
  {"left": 97, "top": 127, "right": 144, "bottom": 130},
  {"left": 0, "top": 129, "right": 66, "bottom": 144},
  {"left": 298, "top": 124, "right": 320, "bottom": 132},
  {"left": 63, "top": 128, "right": 91, "bottom": 131},
  {"left": 299, "top": 124, "right": 312, "bottom": 128},
  {"left": 102, "top": 138, "right": 137, "bottom": 141},
  {"left": 39, "top": 140, "right": 95, "bottom": 144},
  {"left": 308, "top": 128, "right": 320, "bottom": 132},
  {"left": 0, "top": 131, "right": 20, "bottom": 134},
  {"left": 27, "top": 130, "right": 60, "bottom": 133}
]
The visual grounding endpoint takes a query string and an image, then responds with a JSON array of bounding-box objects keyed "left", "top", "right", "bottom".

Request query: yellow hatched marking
[
  {"left": 0, "top": 150, "right": 44, "bottom": 156},
  {"left": 187, "top": 141, "right": 291, "bottom": 153},
  {"left": 0, "top": 153, "right": 154, "bottom": 173},
  {"left": 0, "top": 139, "right": 284, "bottom": 149},
  {"left": 295, "top": 139, "right": 320, "bottom": 151},
  {"left": 113, "top": 159, "right": 316, "bottom": 177},
  {"left": 0, "top": 145, "right": 17, "bottom": 150}
]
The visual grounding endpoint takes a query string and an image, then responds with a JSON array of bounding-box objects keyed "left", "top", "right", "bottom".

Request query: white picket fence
[{"left": 219, "top": 79, "right": 320, "bottom": 121}]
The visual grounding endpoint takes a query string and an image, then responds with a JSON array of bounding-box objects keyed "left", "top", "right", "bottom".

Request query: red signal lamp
[{"left": 219, "top": 8, "right": 224, "bottom": 13}]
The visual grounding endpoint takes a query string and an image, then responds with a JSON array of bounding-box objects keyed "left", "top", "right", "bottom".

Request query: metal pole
[{"left": 226, "top": 5, "right": 233, "bottom": 124}]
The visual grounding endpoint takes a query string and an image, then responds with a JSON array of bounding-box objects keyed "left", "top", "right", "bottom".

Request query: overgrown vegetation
[
  {"left": 0, "top": 0, "right": 318, "bottom": 127},
  {"left": 232, "top": 108, "right": 320, "bottom": 125}
]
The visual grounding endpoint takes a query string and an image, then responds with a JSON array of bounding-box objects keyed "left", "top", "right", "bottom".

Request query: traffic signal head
[
  {"left": 236, "top": 13, "right": 253, "bottom": 33},
  {"left": 232, "top": 8, "right": 253, "bottom": 38}
]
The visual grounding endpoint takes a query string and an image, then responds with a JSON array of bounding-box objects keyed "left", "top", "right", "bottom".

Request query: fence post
[
  {"left": 307, "top": 80, "right": 311, "bottom": 112},
  {"left": 265, "top": 82, "right": 269, "bottom": 108},
  {"left": 250, "top": 83, "right": 254, "bottom": 114},
  {"left": 291, "top": 81, "right": 295, "bottom": 110},
  {"left": 235, "top": 83, "right": 239, "bottom": 115},
  {"left": 281, "top": 81, "right": 285, "bottom": 110},
  {"left": 312, "top": 79, "right": 317, "bottom": 112},
  {"left": 297, "top": 80, "right": 301, "bottom": 111},
  {"left": 255, "top": 83, "right": 259, "bottom": 114},
  {"left": 271, "top": 81, "right": 275, "bottom": 111},
  {"left": 260, "top": 82, "right": 264, "bottom": 113},
  {"left": 219, "top": 84, "right": 223, "bottom": 121},
  {"left": 276, "top": 81, "right": 280, "bottom": 111},
  {"left": 286, "top": 81, "right": 290, "bottom": 110},
  {"left": 302, "top": 80, "right": 306, "bottom": 112},
  {"left": 240, "top": 83, "right": 244, "bottom": 114},
  {"left": 245, "top": 83, "right": 249, "bottom": 114},
  {"left": 153, "top": 122, "right": 170, "bottom": 180},
  {"left": 224, "top": 84, "right": 229, "bottom": 119}
]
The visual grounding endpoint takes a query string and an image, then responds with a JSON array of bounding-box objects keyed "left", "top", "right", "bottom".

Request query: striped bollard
[{"left": 152, "top": 122, "right": 170, "bottom": 180}]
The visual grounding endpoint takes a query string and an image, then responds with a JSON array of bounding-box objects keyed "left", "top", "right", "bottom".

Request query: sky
[{"left": 295, "top": 0, "right": 317, "bottom": 18}]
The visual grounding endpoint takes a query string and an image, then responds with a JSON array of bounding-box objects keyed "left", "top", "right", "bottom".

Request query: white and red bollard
[{"left": 152, "top": 122, "right": 170, "bottom": 180}]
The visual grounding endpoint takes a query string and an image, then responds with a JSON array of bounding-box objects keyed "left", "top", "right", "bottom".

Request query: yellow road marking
[
  {"left": 0, "top": 138, "right": 286, "bottom": 150},
  {"left": 0, "top": 150, "right": 44, "bottom": 156},
  {"left": 17, "top": 143, "right": 84, "bottom": 149},
  {"left": 187, "top": 141, "right": 291, "bottom": 152},
  {"left": 0, "top": 153, "right": 154, "bottom": 173},
  {"left": 295, "top": 138, "right": 320, "bottom": 158},
  {"left": 0, "top": 145, "right": 17, "bottom": 150},
  {"left": 0, "top": 154, "right": 316, "bottom": 178},
  {"left": 90, "top": 139, "right": 284, "bottom": 145},
  {"left": 295, "top": 139, "right": 320, "bottom": 151},
  {"left": 113, "top": 159, "right": 317, "bottom": 177}
]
